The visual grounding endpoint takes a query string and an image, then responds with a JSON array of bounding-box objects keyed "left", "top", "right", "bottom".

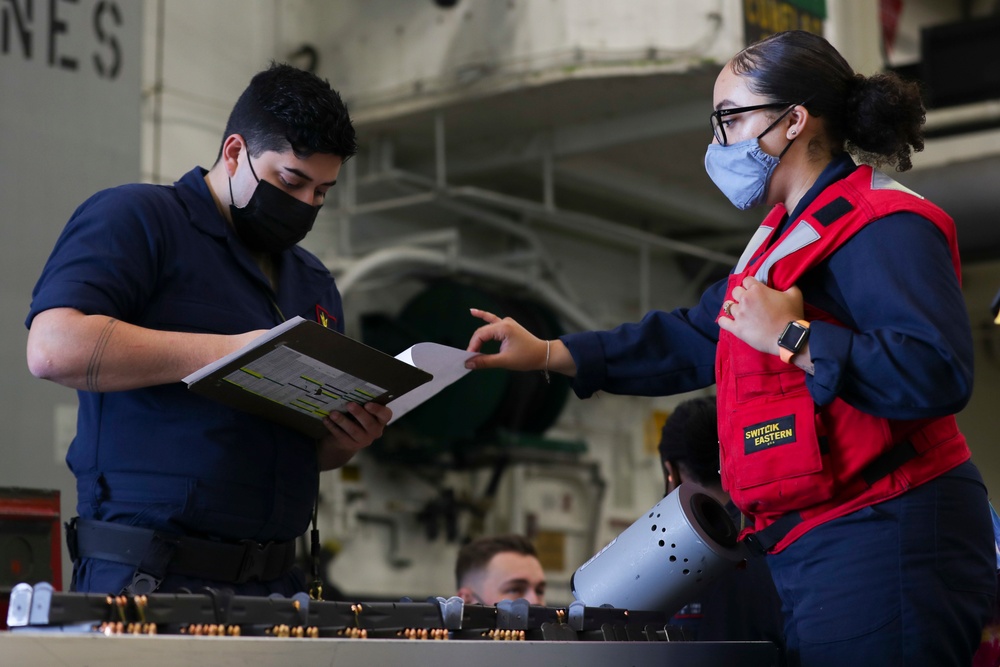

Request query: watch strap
[{"left": 778, "top": 320, "right": 810, "bottom": 364}]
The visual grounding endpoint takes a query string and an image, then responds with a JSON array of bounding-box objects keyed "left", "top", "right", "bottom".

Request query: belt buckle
[
  {"left": 236, "top": 540, "right": 268, "bottom": 583},
  {"left": 127, "top": 571, "right": 161, "bottom": 595}
]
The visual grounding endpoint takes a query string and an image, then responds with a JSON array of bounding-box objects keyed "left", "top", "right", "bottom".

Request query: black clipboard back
[{"left": 184, "top": 318, "right": 432, "bottom": 438}]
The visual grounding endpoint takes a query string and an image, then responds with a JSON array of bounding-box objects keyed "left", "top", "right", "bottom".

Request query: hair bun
[
  {"left": 847, "top": 73, "right": 868, "bottom": 99},
  {"left": 844, "top": 73, "right": 867, "bottom": 117}
]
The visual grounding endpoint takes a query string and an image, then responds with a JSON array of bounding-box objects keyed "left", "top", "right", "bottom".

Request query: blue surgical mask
[
  {"left": 704, "top": 105, "right": 797, "bottom": 211},
  {"left": 704, "top": 138, "right": 783, "bottom": 211}
]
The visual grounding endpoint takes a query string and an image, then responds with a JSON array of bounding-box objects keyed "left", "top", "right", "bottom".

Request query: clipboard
[{"left": 183, "top": 317, "right": 435, "bottom": 438}]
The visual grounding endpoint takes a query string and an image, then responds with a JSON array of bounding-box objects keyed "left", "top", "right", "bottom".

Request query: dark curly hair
[
  {"left": 217, "top": 61, "right": 357, "bottom": 162},
  {"left": 658, "top": 396, "right": 720, "bottom": 487},
  {"left": 731, "top": 30, "right": 924, "bottom": 171}
]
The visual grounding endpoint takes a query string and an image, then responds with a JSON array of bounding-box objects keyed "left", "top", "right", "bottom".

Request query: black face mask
[{"left": 228, "top": 148, "right": 320, "bottom": 254}]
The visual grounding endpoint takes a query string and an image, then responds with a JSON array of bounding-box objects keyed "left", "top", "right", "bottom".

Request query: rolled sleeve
[{"left": 28, "top": 186, "right": 162, "bottom": 327}]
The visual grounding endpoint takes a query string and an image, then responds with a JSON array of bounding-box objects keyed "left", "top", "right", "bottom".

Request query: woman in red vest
[{"left": 465, "top": 30, "right": 996, "bottom": 667}]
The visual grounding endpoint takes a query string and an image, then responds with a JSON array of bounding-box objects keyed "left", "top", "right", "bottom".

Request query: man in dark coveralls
[{"left": 26, "top": 63, "right": 389, "bottom": 596}]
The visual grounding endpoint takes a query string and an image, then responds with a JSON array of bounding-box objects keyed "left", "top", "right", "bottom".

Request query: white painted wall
[
  {"left": 0, "top": 0, "right": 143, "bottom": 588},
  {"left": 311, "top": 0, "right": 741, "bottom": 121}
]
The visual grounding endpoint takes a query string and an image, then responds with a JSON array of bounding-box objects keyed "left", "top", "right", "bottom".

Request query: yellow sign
[
  {"left": 645, "top": 409, "right": 670, "bottom": 456},
  {"left": 743, "top": 0, "right": 824, "bottom": 44},
  {"left": 534, "top": 530, "right": 566, "bottom": 572}
]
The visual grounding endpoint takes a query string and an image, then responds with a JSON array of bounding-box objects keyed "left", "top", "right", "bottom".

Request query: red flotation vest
[{"left": 716, "top": 166, "right": 971, "bottom": 553}]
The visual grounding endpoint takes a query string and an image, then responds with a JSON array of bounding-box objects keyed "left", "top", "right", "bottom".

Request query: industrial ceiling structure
[{"left": 316, "top": 2, "right": 1000, "bottom": 336}]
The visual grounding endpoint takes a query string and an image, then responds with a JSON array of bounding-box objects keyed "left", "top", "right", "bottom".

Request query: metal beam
[{"left": 411, "top": 99, "right": 708, "bottom": 178}]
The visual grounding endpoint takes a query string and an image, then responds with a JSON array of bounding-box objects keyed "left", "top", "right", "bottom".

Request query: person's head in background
[
  {"left": 658, "top": 396, "right": 728, "bottom": 506},
  {"left": 455, "top": 533, "right": 546, "bottom": 606}
]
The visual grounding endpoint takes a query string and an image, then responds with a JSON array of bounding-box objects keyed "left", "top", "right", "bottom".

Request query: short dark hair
[
  {"left": 657, "top": 396, "right": 720, "bottom": 486},
  {"left": 732, "top": 30, "right": 924, "bottom": 171},
  {"left": 455, "top": 534, "right": 538, "bottom": 588},
  {"left": 217, "top": 61, "right": 357, "bottom": 162}
]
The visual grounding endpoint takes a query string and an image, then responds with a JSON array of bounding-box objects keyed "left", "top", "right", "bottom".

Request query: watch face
[{"left": 778, "top": 321, "right": 809, "bottom": 352}]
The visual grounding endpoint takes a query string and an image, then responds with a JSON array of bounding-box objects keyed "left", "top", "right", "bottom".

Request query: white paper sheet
[{"left": 387, "top": 342, "right": 476, "bottom": 424}]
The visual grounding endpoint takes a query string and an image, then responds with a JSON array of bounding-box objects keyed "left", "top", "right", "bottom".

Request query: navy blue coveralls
[
  {"left": 27, "top": 167, "right": 343, "bottom": 595},
  {"left": 560, "top": 155, "right": 996, "bottom": 666}
]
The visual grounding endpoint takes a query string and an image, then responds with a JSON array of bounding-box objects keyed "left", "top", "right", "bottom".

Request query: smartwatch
[{"left": 777, "top": 320, "right": 810, "bottom": 364}]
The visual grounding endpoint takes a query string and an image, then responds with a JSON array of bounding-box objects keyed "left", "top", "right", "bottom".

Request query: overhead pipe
[
  {"left": 449, "top": 185, "right": 739, "bottom": 266},
  {"left": 336, "top": 170, "right": 583, "bottom": 306},
  {"left": 332, "top": 245, "right": 599, "bottom": 331},
  {"left": 435, "top": 112, "right": 447, "bottom": 188},
  {"left": 341, "top": 168, "right": 739, "bottom": 266}
]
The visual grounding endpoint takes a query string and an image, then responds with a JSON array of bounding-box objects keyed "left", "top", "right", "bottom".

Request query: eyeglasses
[{"left": 710, "top": 102, "right": 798, "bottom": 147}]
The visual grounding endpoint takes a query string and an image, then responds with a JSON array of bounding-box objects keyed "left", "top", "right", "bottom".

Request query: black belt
[
  {"left": 743, "top": 439, "right": 919, "bottom": 556},
  {"left": 67, "top": 518, "right": 296, "bottom": 592}
]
